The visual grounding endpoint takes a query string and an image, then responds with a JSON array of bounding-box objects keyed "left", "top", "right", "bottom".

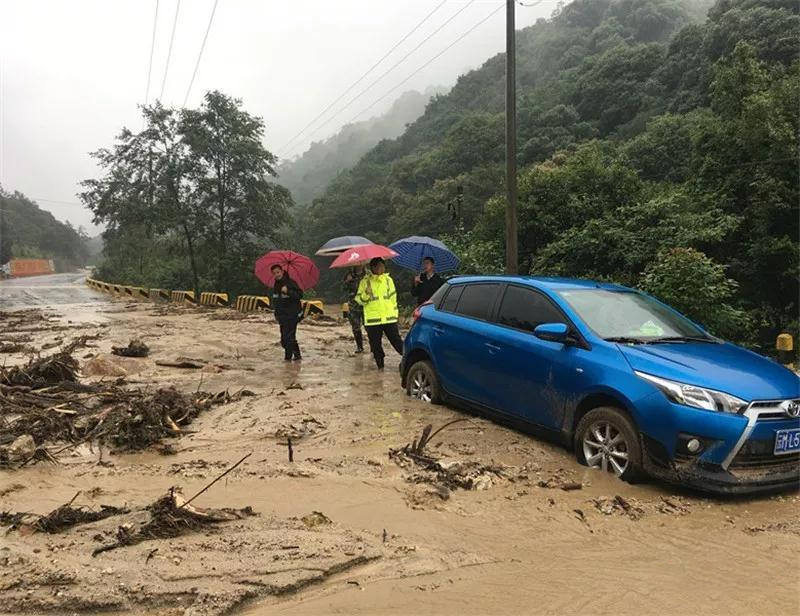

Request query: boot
[
  {"left": 375, "top": 356, "right": 384, "bottom": 370},
  {"left": 292, "top": 342, "right": 302, "bottom": 361},
  {"left": 354, "top": 330, "right": 364, "bottom": 353}
]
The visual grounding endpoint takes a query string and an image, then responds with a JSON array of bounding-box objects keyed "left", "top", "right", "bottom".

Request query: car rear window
[
  {"left": 454, "top": 283, "right": 499, "bottom": 321},
  {"left": 497, "top": 285, "right": 565, "bottom": 333}
]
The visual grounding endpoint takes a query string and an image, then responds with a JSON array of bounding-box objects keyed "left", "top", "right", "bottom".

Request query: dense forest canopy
[
  {"left": 277, "top": 88, "right": 443, "bottom": 206},
  {"left": 300, "top": 0, "right": 799, "bottom": 352},
  {"left": 0, "top": 187, "right": 90, "bottom": 270}
]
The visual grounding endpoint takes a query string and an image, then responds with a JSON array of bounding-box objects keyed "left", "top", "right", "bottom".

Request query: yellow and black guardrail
[
  {"left": 86, "top": 279, "right": 329, "bottom": 320},
  {"left": 302, "top": 299, "right": 324, "bottom": 318},
  {"left": 235, "top": 295, "right": 271, "bottom": 312},
  {"left": 149, "top": 288, "right": 171, "bottom": 302},
  {"left": 199, "top": 292, "right": 229, "bottom": 307},
  {"left": 170, "top": 290, "right": 196, "bottom": 305}
]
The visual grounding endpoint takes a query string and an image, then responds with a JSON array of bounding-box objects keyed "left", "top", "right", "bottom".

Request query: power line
[
  {"left": 159, "top": 0, "right": 182, "bottom": 101},
  {"left": 144, "top": 0, "right": 160, "bottom": 105},
  {"left": 344, "top": 3, "right": 504, "bottom": 129},
  {"left": 279, "top": 0, "right": 476, "bottom": 158},
  {"left": 276, "top": 0, "right": 450, "bottom": 157},
  {"left": 182, "top": 0, "right": 220, "bottom": 107}
]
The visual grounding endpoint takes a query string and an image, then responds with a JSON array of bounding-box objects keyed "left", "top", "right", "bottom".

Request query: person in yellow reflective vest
[{"left": 356, "top": 257, "right": 404, "bottom": 369}]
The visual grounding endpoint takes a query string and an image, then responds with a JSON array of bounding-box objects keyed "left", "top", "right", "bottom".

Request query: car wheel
[
  {"left": 575, "top": 407, "right": 645, "bottom": 483},
  {"left": 405, "top": 360, "right": 442, "bottom": 404}
]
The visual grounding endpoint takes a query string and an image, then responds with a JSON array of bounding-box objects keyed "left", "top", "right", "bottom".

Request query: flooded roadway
[
  {"left": 0, "top": 291, "right": 798, "bottom": 616},
  {"left": 0, "top": 271, "right": 107, "bottom": 321}
]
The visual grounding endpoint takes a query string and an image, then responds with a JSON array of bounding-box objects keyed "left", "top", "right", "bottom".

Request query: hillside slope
[
  {"left": 0, "top": 188, "right": 90, "bottom": 271},
  {"left": 303, "top": 0, "right": 798, "bottom": 349},
  {"left": 277, "top": 88, "right": 442, "bottom": 206}
]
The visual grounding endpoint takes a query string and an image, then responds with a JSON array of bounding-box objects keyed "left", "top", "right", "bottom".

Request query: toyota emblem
[{"left": 782, "top": 400, "right": 800, "bottom": 418}]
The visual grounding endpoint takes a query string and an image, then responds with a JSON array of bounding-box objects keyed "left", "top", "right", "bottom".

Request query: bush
[{"left": 639, "top": 247, "right": 752, "bottom": 342}]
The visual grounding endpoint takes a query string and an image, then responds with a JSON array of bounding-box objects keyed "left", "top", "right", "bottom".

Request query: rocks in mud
[
  {"left": 111, "top": 339, "right": 149, "bottom": 358},
  {"left": 275, "top": 416, "right": 326, "bottom": 440},
  {"left": 301, "top": 511, "right": 332, "bottom": 528},
  {"left": 592, "top": 495, "right": 646, "bottom": 520}
]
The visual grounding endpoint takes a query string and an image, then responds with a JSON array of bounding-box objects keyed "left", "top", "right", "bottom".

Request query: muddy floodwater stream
[{"left": 0, "top": 276, "right": 798, "bottom": 615}]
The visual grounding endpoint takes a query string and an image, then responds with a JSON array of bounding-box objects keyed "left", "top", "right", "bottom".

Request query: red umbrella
[
  {"left": 255, "top": 250, "right": 320, "bottom": 290},
  {"left": 330, "top": 244, "right": 398, "bottom": 268}
]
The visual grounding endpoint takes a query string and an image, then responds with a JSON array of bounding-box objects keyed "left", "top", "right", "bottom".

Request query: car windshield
[{"left": 557, "top": 289, "right": 710, "bottom": 341}]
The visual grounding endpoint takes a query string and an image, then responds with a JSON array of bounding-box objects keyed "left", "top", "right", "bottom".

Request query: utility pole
[{"left": 505, "top": 0, "right": 518, "bottom": 274}]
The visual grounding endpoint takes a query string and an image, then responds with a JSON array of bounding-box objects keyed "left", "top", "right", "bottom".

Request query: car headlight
[{"left": 635, "top": 371, "right": 748, "bottom": 413}]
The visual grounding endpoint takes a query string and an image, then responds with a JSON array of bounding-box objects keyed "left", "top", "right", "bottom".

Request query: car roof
[{"left": 444, "top": 275, "right": 632, "bottom": 293}]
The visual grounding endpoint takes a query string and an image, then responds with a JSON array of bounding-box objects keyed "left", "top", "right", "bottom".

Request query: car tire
[
  {"left": 575, "top": 407, "right": 646, "bottom": 483},
  {"left": 405, "top": 360, "right": 442, "bottom": 405}
]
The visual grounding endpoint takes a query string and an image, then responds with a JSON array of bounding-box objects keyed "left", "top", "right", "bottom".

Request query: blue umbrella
[
  {"left": 315, "top": 236, "right": 373, "bottom": 256},
  {"left": 389, "top": 236, "right": 460, "bottom": 272}
]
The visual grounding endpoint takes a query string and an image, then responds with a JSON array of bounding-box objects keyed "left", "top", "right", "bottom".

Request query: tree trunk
[
  {"left": 216, "top": 165, "right": 226, "bottom": 289},
  {"left": 182, "top": 223, "right": 200, "bottom": 299}
]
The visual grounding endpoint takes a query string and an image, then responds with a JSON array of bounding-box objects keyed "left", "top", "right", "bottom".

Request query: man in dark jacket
[
  {"left": 411, "top": 256, "right": 444, "bottom": 305},
  {"left": 271, "top": 265, "right": 303, "bottom": 361},
  {"left": 343, "top": 264, "right": 365, "bottom": 353}
]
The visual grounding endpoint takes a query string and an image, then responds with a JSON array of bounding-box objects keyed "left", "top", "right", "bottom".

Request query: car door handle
[
  {"left": 432, "top": 325, "right": 444, "bottom": 336},
  {"left": 485, "top": 342, "right": 500, "bottom": 353}
]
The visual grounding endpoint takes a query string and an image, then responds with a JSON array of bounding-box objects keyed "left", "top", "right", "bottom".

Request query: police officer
[
  {"left": 343, "top": 264, "right": 366, "bottom": 353},
  {"left": 356, "top": 257, "right": 403, "bottom": 369}
]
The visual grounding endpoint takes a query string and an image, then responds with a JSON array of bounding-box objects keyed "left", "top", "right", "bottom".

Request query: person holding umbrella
[
  {"left": 254, "top": 250, "right": 320, "bottom": 363},
  {"left": 343, "top": 264, "right": 366, "bottom": 353},
  {"left": 411, "top": 256, "right": 444, "bottom": 306},
  {"left": 356, "top": 257, "right": 403, "bottom": 370},
  {"left": 270, "top": 265, "right": 303, "bottom": 361}
]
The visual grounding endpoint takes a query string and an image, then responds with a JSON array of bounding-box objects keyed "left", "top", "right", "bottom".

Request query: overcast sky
[{"left": 0, "top": 0, "right": 560, "bottom": 232}]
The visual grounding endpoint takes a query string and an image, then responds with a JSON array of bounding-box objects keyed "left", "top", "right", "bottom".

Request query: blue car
[{"left": 400, "top": 276, "right": 800, "bottom": 494}]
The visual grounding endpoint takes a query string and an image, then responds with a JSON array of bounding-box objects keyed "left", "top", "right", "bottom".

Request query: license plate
[{"left": 774, "top": 428, "right": 800, "bottom": 455}]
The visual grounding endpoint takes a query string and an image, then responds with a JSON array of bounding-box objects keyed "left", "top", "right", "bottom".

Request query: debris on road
[
  {"left": 0, "top": 348, "right": 255, "bottom": 467},
  {"left": 111, "top": 339, "right": 149, "bottom": 357},
  {"left": 1, "top": 491, "right": 128, "bottom": 534},
  {"left": 301, "top": 511, "right": 332, "bottom": 528},
  {"left": 592, "top": 495, "right": 646, "bottom": 520}
]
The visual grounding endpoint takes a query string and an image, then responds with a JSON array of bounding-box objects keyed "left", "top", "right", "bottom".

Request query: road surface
[
  {"left": 0, "top": 271, "right": 96, "bottom": 307},
  {"left": 0, "top": 271, "right": 106, "bottom": 317}
]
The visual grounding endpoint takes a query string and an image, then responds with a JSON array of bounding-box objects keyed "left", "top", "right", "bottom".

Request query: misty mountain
[
  {"left": 0, "top": 187, "right": 90, "bottom": 270},
  {"left": 277, "top": 88, "right": 444, "bottom": 206}
]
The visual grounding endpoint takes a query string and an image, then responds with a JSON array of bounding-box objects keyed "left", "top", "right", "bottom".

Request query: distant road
[{"left": 0, "top": 271, "right": 107, "bottom": 311}]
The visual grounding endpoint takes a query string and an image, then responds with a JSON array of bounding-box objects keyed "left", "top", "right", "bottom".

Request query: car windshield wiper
[
  {"left": 603, "top": 336, "right": 650, "bottom": 344},
  {"left": 646, "top": 336, "right": 718, "bottom": 344}
]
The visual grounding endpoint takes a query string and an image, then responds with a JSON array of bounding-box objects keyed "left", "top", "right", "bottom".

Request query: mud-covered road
[{"left": 1, "top": 281, "right": 798, "bottom": 616}]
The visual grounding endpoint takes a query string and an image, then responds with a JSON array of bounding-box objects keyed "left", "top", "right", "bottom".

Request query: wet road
[{"left": 0, "top": 271, "right": 107, "bottom": 318}]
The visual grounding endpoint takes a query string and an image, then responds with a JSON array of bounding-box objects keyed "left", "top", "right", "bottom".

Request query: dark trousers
[
  {"left": 365, "top": 322, "right": 403, "bottom": 367},
  {"left": 278, "top": 316, "right": 300, "bottom": 359},
  {"left": 347, "top": 308, "right": 364, "bottom": 350}
]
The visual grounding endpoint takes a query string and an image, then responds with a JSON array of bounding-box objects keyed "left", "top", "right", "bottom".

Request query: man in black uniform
[
  {"left": 270, "top": 264, "right": 303, "bottom": 361},
  {"left": 343, "top": 264, "right": 366, "bottom": 353},
  {"left": 411, "top": 256, "right": 444, "bottom": 305}
]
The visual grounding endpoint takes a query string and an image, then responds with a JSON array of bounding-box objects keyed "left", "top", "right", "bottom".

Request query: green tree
[
  {"left": 640, "top": 247, "right": 751, "bottom": 341},
  {"left": 180, "top": 91, "right": 292, "bottom": 289}
]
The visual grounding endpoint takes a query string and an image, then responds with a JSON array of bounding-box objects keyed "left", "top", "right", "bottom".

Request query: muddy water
[{"left": 1, "top": 299, "right": 798, "bottom": 616}]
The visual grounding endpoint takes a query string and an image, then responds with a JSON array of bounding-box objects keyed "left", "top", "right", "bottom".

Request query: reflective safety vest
[{"left": 356, "top": 273, "right": 398, "bottom": 325}]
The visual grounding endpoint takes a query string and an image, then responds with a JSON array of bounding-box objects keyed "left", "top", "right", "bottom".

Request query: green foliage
[
  {"left": 298, "top": 0, "right": 797, "bottom": 351},
  {"left": 640, "top": 248, "right": 751, "bottom": 341},
  {"left": 82, "top": 92, "right": 291, "bottom": 296},
  {"left": 0, "top": 188, "right": 90, "bottom": 270}
]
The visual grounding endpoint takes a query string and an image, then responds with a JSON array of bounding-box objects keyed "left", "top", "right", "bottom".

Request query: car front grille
[
  {"left": 730, "top": 439, "right": 800, "bottom": 470},
  {"left": 749, "top": 399, "right": 800, "bottom": 422}
]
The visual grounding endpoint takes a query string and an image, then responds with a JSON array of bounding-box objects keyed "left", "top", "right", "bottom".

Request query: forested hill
[
  {"left": 303, "top": 0, "right": 799, "bottom": 351},
  {"left": 0, "top": 188, "right": 90, "bottom": 270},
  {"left": 277, "top": 88, "right": 442, "bottom": 206}
]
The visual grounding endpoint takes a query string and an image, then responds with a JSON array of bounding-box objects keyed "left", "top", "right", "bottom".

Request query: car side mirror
[{"left": 534, "top": 322, "right": 570, "bottom": 344}]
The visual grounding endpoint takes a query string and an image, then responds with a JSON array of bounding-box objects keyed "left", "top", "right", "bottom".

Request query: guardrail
[
  {"left": 86, "top": 279, "right": 329, "bottom": 320},
  {"left": 235, "top": 295, "right": 271, "bottom": 312}
]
